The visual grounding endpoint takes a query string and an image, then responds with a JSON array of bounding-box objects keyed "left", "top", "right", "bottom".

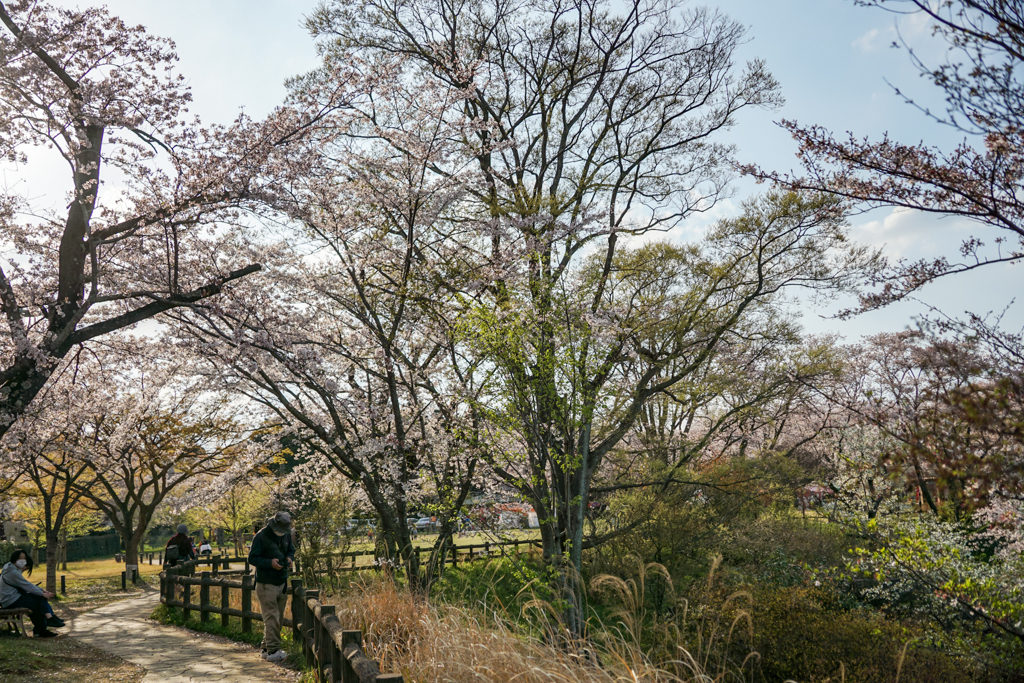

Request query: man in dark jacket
[
  {"left": 248, "top": 511, "right": 295, "bottom": 662},
  {"left": 164, "top": 524, "right": 196, "bottom": 567}
]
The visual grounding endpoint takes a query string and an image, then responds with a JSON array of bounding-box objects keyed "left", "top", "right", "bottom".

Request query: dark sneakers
[
  {"left": 34, "top": 630, "right": 58, "bottom": 638},
  {"left": 46, "top": 616, "right": 66, "bottom": 628}
]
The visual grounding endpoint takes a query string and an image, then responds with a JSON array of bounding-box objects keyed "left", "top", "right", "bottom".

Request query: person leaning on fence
[
  {"left": 1, "top": 549, "right": 65, "bottom": 637},
  {"left": 164, "top": 524, "right": 196, "bottom": 567},
  {"left": 248, "top": 511, "right": 295, "bottom": 663}
]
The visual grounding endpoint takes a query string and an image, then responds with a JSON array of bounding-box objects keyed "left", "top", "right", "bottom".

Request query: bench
[{"left": 0, "top": 607, "right": 32, "bottom": 636}]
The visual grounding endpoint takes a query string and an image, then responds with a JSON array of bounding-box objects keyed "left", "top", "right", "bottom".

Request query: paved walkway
[{"left": 66, "top": 593, "right": 299, "bottom": 683}]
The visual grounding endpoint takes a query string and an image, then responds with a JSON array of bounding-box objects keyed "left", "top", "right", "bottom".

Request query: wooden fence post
[
  {"left": 241, "top": 574, "right": 253, "bottom": 633},
  {"left": 329, "top": 621, "right": 343, "bottom": 683},
  {"left": 341, "top": 630, "right": 361, "bottom": 683},
  {"left": 60, "top": 575, "right": 65, "bottom": 596},
  {"left": 183, "top": 578, "right": 193, "bottom": 622},
  {"left": 314, "top": 607, "right": 324, "bottom": 680},
  {"left": 303, "top": 589, "right": 319, "bottom": 665},
  {"left": 171, "top": 567, "right": 180, "bottom": 604},
  {"left": 318, "top": 604, "right": 335, "bottom": 680},
  {"left": 221, "top": 582, "right": 230, "bottom": 628},
  {"left": 199, "top": 572, "right": 211, "bottom": 623},
  {"left": 291, "top": 579, "right": 303, "bottom": 647}
]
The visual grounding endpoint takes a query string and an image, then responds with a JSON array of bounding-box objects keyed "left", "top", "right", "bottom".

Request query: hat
[
  {"left": 177, "top": 524, "right": 188, "bottom": 535},
  {"left": 268, "top": 511, "right": 292, "bottom": 535}
]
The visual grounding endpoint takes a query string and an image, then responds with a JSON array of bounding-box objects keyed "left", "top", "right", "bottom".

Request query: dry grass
[{"left": 326, "top": 576, "right": 723, "bottom": 683}]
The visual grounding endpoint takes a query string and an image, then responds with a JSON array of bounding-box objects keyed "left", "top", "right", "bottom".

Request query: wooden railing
[
  {"left": 316, "top": 537, "right": 542, "bottom": 572},
  {"left": 160, "top": 558, "right": 404, "bottom": 682},
  {"left": 295, "top": 583, "right": 404, "bottom": 683}
]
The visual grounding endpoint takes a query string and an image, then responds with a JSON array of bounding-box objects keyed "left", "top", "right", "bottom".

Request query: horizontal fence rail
[
  {"left": 312, "top": 538, "right": 543, "bottom": 572},
  {"left": 160, "top": 558, "right": 404, "bottom": 682}
]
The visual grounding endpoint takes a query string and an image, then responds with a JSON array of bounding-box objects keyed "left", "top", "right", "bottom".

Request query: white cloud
[
  {"left": 854, "top": 10, "right": 932, "bottom": 53},
  {"left": 853, "top": 27, "right": 891, "bottom": 52},
  {"left": 853, "top": 207, "right": 947, "bottom": 259}
]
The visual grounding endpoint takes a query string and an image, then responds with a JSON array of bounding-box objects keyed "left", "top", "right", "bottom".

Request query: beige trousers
[{"left": 255, "top": 582, "right": 288, "bottom": 653}]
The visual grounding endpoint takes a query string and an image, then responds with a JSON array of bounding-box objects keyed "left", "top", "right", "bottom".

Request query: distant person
[
  {"left": 164, "top": 524, "right": 196, "bottom": 567},
  {"left": 248, "top": 511, "right": 295, "bottom": 663},
  {"left": 198, "top": 539, "right": 212, "bottom": 557},
  {"left": 1, "top": 549, "right": 64, "bottom": 637}
]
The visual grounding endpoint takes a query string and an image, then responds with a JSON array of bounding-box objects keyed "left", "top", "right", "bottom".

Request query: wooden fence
[
  {"left": 160, "top": 558, "right": 404, "bottom": 682},
  {"left": 142, "top": 537, "right": 540, "bottom": 572},
  {"left": 315, "top": 538, "right": 542, "bottom": 572}
]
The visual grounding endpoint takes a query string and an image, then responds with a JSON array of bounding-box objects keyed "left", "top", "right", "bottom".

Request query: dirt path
[{"left": 66, "top": 593, "right": 299, "bottom": 683}]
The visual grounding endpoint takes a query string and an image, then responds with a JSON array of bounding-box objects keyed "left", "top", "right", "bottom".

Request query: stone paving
[{"left": 66, "top": 593, "right": 300, "bottom": 683}]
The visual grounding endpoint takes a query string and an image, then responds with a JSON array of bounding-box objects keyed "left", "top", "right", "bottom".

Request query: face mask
[{"left": 14, "top": 559, "right": 26, "bottom": 570}]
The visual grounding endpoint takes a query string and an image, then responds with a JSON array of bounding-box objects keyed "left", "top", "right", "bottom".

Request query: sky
[{"left": 27, "top": 0, "right": 1024, "bottom": 342}]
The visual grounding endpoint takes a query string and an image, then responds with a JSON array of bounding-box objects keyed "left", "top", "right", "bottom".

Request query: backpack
[{"left": 165, "top": 543, "right": 180, "bottom": 563}]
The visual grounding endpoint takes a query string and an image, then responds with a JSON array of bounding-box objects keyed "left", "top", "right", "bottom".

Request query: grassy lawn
[
  {"left": 27, "top": 556, "right": 164, "bottom": 617},
  {"left": 0, "top": 631, "right": 144, "bottom": 683},
  {"left": 54, "top": 556, "right": 164, "bottom": 581},
  {"left": 346, "top": 528, "right": 541, "bottom": 553}
]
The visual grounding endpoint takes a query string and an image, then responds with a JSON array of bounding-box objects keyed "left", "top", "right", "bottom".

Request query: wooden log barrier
[
  {"left": 221, "top": 581, "right": 230, "bottom": 628},
  {"left": 158, "top": 563, "right": 404, "bottom": 682},
  {"left": 183, "top": 578, "right": 192, "bottom": 622},
  {"left": 241, "top": 574, "right": 253, "bottom": 633},
  {"left": 291, "top": 579, "right": 303, "bottom": 648},
  {"left": 199, "top": 572, "right": 211, "bottom": 623}
]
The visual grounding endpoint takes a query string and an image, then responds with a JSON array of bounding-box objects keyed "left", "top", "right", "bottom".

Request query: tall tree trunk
[
  {"left": 45, "top": 529, "right": 59, "bottom": 594},
  {"left": 124, "top": 526, "right": 146, "bottom": 583}
]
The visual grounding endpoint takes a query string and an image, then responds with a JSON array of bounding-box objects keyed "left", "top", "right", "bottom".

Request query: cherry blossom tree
[
  {"left": 0, "top": 1, "right": 352, "bottom": 434},
  {"left": 750, "top": 0, "right": 1024, "bottom": 310},
  {"left": 170, "top": 64, "right": 489, "bottom": 590},
  {"left": 303, "top": 0, "right": 886, "bottom": 632},
  {"left": 819, "top": 330, "right": 1024, "bottom": 520},
  {"left": 0, "top": 363, "right": 97, "bottom": 592},
  {"left": 58, "top": 355, "right": 254, "bottom": 573},
  {"left": 187, "top": 475, "right": 272, "bottom": 556},
  {"left": 463, "top": 192, "right": 874, "bottom": 630}
]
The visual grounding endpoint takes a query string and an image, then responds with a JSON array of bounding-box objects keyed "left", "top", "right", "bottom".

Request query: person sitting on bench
[{"left": 1, "top": 550, "right": 64, "bottom": 637}]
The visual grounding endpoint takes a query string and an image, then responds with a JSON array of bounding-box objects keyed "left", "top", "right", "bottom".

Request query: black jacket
[
  {"left": 164, "top": 533, "right": 196, "bottom": 567},
  {"left": 247, "top": 526, "right": 295, "bottom": 585}
]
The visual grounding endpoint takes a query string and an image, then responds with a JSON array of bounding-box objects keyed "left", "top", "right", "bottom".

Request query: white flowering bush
[{"left": 845, "top": 506, "right": 1024, "bottom": 668}]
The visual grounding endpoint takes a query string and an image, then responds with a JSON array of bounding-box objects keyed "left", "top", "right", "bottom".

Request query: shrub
[
  {"left": 717, "top": 512, "right": 852, "bottom": 586},
  {"left": 692, "top": 582, "right": 983, "bottom": 683},
  {"left": 430, "top": 550, "right": 563, "bottom": 628}
]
